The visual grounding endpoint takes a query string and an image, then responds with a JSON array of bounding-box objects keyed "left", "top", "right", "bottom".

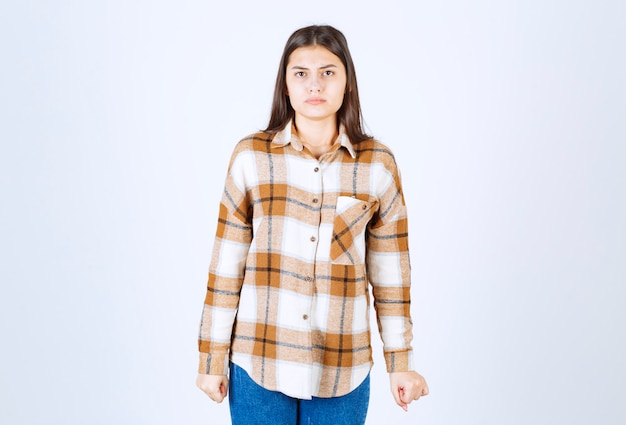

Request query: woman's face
[{"left": 285, "top": 45, "right": 347, "bottom": 125}]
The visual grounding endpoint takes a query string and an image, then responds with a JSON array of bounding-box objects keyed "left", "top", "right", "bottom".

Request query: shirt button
[
  {"left": 362, "top": 204, "right": 367, "bottom": 210},
  {"left": 312, "top": 198, "right": 319, "bottom": 204},
  {"left": 302, "top": 314, "right": 309, "bottom": 320},
  {"left": 314, "top": 167, "right": 319, "bottom": 172},
  {"left": 305, "top": 276, "right": 313, "bottom": 282},
  {"left": 310, "top": 236, "right": 316, "bottom": 242}
]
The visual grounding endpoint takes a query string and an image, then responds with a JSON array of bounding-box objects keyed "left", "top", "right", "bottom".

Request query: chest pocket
[{"left": 330, "top": 195, "right": 377, "bottom": 265}]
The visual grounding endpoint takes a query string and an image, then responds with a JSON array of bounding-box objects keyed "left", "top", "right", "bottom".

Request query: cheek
[
  {"left": 285, "top": 78, "right": 295, "bottom": 95},
  {"left": 333, "top": 85, "right": 347, "bottom": 101},
  {"left": 285, "top": 80, "right": 302, "bottom": 97}
]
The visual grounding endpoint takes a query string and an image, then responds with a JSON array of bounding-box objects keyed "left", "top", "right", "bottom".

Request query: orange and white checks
[{"left": 198, "top": 121, "right": 414, "bottom": 399}]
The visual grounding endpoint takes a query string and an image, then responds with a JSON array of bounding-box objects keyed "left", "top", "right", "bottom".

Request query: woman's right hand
[{"left": 196, "top": 373, "right": 229, "bottom": 403}]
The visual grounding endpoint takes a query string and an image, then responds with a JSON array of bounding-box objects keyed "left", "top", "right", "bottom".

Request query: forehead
[{"left": 287, "top": 45, "right": 344, "bottom": 67}]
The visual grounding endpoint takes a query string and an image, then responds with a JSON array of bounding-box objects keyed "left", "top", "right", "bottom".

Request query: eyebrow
[{"left": 289, "top": 64, "right": 338, "bottom": 70}]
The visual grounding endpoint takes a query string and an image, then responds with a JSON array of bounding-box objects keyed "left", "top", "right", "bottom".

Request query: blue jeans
[{"left": 229, "top": 363, "right": 370, "bottom": 425}]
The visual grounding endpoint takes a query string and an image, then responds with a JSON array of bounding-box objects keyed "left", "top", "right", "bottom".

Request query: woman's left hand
[{"left": 389, "top": 371, "right": 429, "bottom": 411}]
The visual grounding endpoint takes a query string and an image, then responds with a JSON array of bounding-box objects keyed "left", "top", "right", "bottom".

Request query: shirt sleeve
[
  {"left": 365, "top": 154, "right": 414, "bottom": 373},
  {"left": 198, "top": 145, "right": 252, "bottom": 375}
]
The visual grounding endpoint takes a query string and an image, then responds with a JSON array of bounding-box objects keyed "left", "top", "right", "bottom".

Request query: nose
[{"left": 308, "top": 75, "right": 321, "bottom": 93}]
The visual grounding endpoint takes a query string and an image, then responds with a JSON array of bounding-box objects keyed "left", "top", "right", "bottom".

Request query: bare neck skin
[{"left": 294, "top": 117, "right": 338, "bottom": 159}]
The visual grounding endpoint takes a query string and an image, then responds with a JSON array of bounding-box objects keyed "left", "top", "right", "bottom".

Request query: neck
[{"left": 293, "top": 116, "right": 338, "bottom": 156}]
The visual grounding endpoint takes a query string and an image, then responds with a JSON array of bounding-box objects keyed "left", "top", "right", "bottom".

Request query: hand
[
  {"left": 196, "top": 373, "right": 229, "bottom": 403},
  {"left": 389, "top": 371, "right": 429, "bottom": 411}
]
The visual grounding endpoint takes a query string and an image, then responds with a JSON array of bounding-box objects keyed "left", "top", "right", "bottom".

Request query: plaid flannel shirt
[{"left": 198, "top": 122, "right": 414, "bottom": 399}]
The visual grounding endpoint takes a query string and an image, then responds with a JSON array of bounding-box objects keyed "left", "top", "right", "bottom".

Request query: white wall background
[{"left": 1, "top": 1, "right": 624, "bottom": 424}]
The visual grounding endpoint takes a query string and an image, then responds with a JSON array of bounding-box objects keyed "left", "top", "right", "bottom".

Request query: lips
[{"left": 306, "top": 97, "right": 325, "bottom": 105}]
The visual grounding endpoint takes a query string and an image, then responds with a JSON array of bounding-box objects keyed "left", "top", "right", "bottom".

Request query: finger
[
  {"left": 400, "top": 384, "right": 420, "bottom": 404},
  {"left": 395, "top": 387, "right": 409, "bottom": 411},
  {"left": 200, "top": 377, "right": 228, "bottom": 403},
  {"left": 406, "top": 379, "right": 430, "bottom": 401},
  {"left": 206, "top": 390, "right": 225, "bottom": 403},
  {"left": 409, "top": 383, "right": 429, "bottom": 401},
  {"left": 201, "top": 385, "right": 220, "bottom": 401}
]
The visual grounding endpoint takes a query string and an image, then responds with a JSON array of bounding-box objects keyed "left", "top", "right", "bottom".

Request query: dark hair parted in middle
[{"left": 264, "top": 25, "right": 371, "bottom": 144}]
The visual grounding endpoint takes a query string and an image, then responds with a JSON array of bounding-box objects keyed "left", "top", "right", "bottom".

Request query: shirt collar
[{"left": 271, "top": 121, "right": 357, "bottom": 159}]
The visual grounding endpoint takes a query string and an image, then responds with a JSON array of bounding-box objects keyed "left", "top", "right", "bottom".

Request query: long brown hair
[{"left": 264, "top": 25, "right": 371, "bottom": 143}]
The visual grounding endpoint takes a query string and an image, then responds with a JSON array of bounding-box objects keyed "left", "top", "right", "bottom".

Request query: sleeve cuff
[
  {"left": 198, "top": 352, "right": 230, "bottom": 375},
  {"left": 384, "top": 349, "right": 414, "bottom": 373}
]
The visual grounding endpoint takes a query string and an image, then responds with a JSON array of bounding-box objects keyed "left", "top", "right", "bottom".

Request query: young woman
[{"left": 196, "top": 25, "right": 428, "bottom": 425}]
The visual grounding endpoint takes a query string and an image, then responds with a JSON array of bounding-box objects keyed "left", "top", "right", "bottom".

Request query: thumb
[
  {"left": 219, "top": 379, "right": 229, "bottom": 398},
  {"left": 394, "top": 386, "right": 408, "bottom": 412}
]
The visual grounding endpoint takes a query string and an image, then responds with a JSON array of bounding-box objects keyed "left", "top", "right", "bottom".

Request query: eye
[
  {"left": 323, "top": 70, "right": 334, "bottom": 76},
  {"left": 295, "top": 71, "right": 306, "bottom": 77}
]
